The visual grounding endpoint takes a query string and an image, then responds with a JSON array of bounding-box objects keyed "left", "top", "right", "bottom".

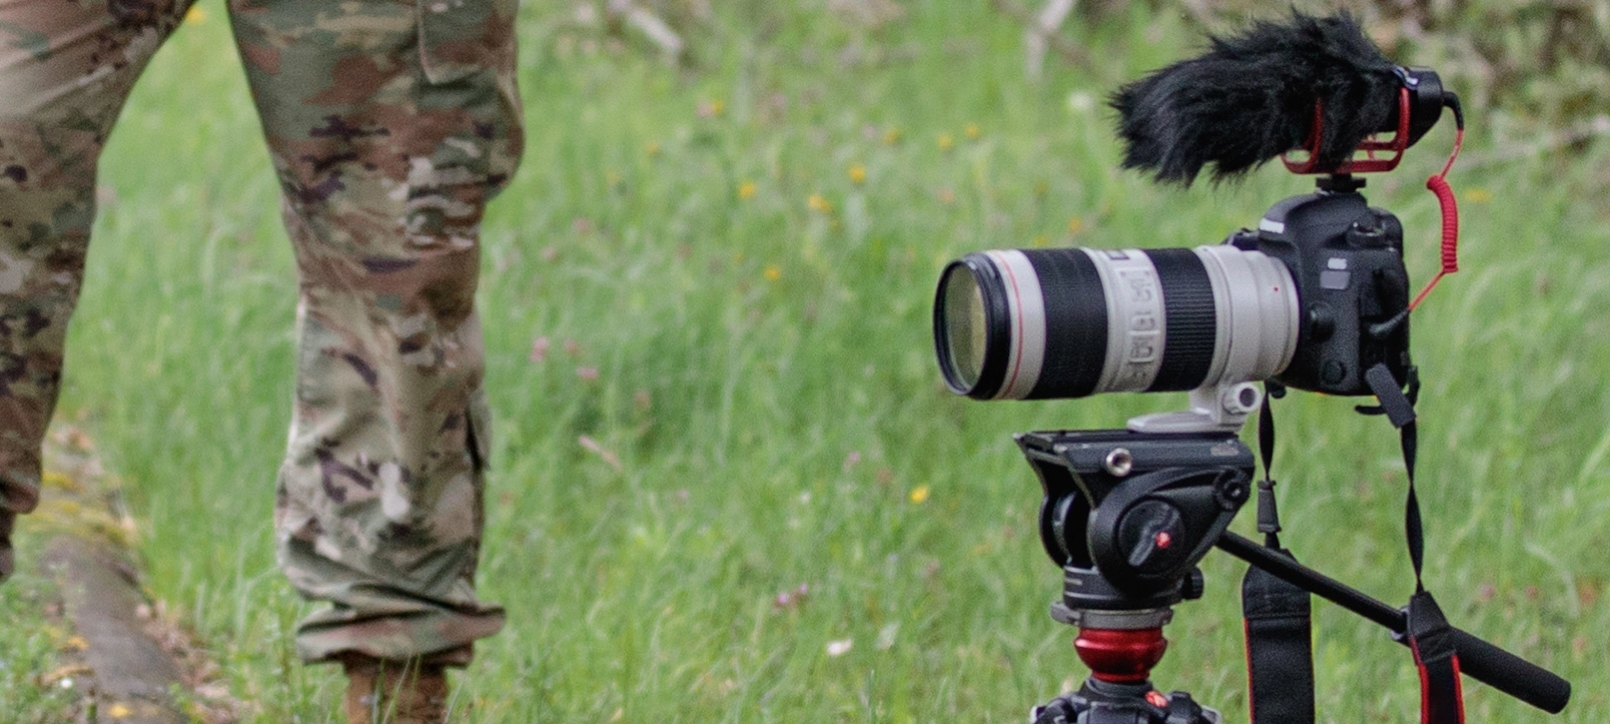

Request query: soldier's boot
[
  {"left": 0, "top": 511, "right": 14, "bottom": 581},
  {"left": 341, "top": 654, "right": 450, "bottom": 724}
]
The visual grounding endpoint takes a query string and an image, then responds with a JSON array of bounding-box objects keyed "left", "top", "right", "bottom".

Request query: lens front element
[{"left": 940, "top": 267, "right": 989, "bottom": 391}]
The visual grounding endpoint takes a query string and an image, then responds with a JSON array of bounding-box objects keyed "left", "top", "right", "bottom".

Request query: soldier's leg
[
  {"left": 0, "top": 0, "right": 192, "bottom": 580},
  {"left": 226, "top": 0, "right": 522, "bottom": 664}
]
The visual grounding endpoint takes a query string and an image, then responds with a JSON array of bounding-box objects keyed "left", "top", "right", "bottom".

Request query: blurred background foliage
[
  {"left": 558, "top": 0, "right": 1610, "bottom": 143},
  {"left": 1212, "top": 0, "right": 1610, "bottom": 133}
]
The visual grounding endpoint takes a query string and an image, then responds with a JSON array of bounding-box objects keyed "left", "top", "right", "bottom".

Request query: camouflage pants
[{"left": 0, "top": 0, "right": 522, "bottom": 664}]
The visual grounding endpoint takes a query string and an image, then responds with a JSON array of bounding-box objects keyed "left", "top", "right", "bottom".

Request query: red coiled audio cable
[{"left": 1409, "top": 118, "right": 1465, "bottom": 311}]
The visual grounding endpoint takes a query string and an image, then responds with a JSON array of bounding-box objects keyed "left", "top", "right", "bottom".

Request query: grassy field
[{"left": 2, "top": 1, "right": 1608, "bottom": 721}]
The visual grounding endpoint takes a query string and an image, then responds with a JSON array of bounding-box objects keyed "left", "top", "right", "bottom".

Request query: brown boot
[
  {"left": 341, "top": 654, "right": 450, "bottom": 724},
  {"left": 0, "top": 510, "right": 14, "bottom": 582}
]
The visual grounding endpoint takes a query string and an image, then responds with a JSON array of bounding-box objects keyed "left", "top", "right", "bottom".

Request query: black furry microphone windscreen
[{"left": 1110, "top": 12, "right": 1402, "bottom": 186}]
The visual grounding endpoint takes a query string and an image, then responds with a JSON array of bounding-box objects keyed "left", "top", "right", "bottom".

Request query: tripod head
[{"left": 1018, "top": 429, "right": 1252, "bottom": 609}]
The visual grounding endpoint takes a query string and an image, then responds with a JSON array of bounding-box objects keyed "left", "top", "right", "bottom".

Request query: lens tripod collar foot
[{"left": 1127, "top": 382, "right": 1264, "bottom": 433}]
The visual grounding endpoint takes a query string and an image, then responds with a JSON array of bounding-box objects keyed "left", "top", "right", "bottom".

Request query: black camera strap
[
  {"left": 1361, "top": 363, "right": 1466, "bottom": 724},
  {"left": 1242, "top": 384, "right": 1316, "bottom": 724}
]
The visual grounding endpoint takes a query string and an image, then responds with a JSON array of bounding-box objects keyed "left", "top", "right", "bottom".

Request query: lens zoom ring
[
  {"left": 1145, "top": 249, "right": 1216, "bottom": 391},
  {"left": 1023, "top": 249, "right": 1107, "bottom": 399}
]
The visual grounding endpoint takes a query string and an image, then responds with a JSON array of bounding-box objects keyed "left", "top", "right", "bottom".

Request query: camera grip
[{"left": 1449, "top": 628, "right": 1570, "bottom": 714}]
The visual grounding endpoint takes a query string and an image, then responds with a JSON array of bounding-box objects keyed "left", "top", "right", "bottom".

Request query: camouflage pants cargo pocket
[{"left": 416, "top": 0, "right": 520, "bottom": 85}]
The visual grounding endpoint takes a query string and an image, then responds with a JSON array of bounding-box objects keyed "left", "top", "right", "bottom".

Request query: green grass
[
  {"left": 0, "top": 568, "right": 83, "bottom": 721},
  {"left": 1, "top": 1, "right": 1607, "bottom": 721}
]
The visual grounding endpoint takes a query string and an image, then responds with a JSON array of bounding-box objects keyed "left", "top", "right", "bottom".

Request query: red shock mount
[{"left": 1281, "top": 88, "right": 1414, "bottom": 175}]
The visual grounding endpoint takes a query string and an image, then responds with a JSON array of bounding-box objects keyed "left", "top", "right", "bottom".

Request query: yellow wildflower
[
  {"left": 645, "top": 140, "right": 662, "bottom": 157},
  {"left": 738, "top": 181, "right": 757, "bottom": 200},
  {"left": 965, "top": 123, "right": 981, "bottom": 139},
  {"left": 807, "top": 193, "right": 832, "bottom": 213},
  {"left": 909, "top": 485, "right": 930, "bottom": 504},
  {"left": 848, "top": 164, "right": 867, "bottom": 184},
  {"left": 698, "top": 99, "right": 725, "bottom": 118},
  {"left": 1463, "top": 188, "right": 1493, "bottom": 204},
  {"left": 882, "top": 127, "right": 903, "bottom": 145},
  {"left": 42, "top": 470, "right": 82, "bottom": 492},
  {"left": 938, "top": 133, "right": 955, "bottom": 151},
  {"left": 1068, "top": 216, "right": 1085, "bottom": 235},
  {"left": 185, "top": 4, "right": 206, "bottom": 22},
  {"left": 764, "top": 264, "right": 782, "bottom": 281}
]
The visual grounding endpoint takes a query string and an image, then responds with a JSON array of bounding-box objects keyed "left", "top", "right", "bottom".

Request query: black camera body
[{"left": 1234, "top": 181, "right": 1412, "bottom": 396}]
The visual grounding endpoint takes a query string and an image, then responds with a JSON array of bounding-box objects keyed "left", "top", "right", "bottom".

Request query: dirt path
[
  {"left": 23, "top": 424, "right": 245, "bottom": 723},
  {"left": 40, "top": 537, "right": 187, "bottom": 723}
]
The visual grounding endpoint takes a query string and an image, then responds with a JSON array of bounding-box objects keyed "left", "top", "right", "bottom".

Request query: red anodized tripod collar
[{"left": 1074, "top": 627, "right": 1169, "bottom": 684}]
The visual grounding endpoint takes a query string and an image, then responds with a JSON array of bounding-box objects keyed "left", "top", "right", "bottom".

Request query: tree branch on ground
[
  {"left": 991, "top": 0, "right": 1091, "bottom": 79},
  {"left": 605, "top": 0, "right": 687, "bottom": 63}
]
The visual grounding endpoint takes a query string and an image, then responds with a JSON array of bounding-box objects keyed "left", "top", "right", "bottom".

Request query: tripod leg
[
  {"left": 1032, "top": 693, "right": 1081, "bottom": 724},
  {"left": 1033, "top": 678, "right": 1221, "bottom": 724}
]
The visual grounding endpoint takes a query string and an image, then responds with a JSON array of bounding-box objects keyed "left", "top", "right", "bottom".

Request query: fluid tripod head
[{"left": 1019, "top": 430, "right": 1250, "bottom": 613}]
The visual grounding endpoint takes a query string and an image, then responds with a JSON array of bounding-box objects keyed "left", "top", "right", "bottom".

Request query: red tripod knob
[{"left": 1074, "top": 627, "right": 1168, "bottom": 683}]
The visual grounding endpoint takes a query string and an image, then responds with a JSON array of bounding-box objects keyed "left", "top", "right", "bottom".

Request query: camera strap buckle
[{"left": 1406, "top": 590, "right": 1468, "bottom": 724}]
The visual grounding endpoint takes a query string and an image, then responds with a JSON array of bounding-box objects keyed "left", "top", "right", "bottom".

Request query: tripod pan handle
[
  {"left": 1215, "top": 533, "right": 1570, "bottom": 714},
  {"left": 1448, "top": 627, "right": 1570, "bottom": 714}
]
